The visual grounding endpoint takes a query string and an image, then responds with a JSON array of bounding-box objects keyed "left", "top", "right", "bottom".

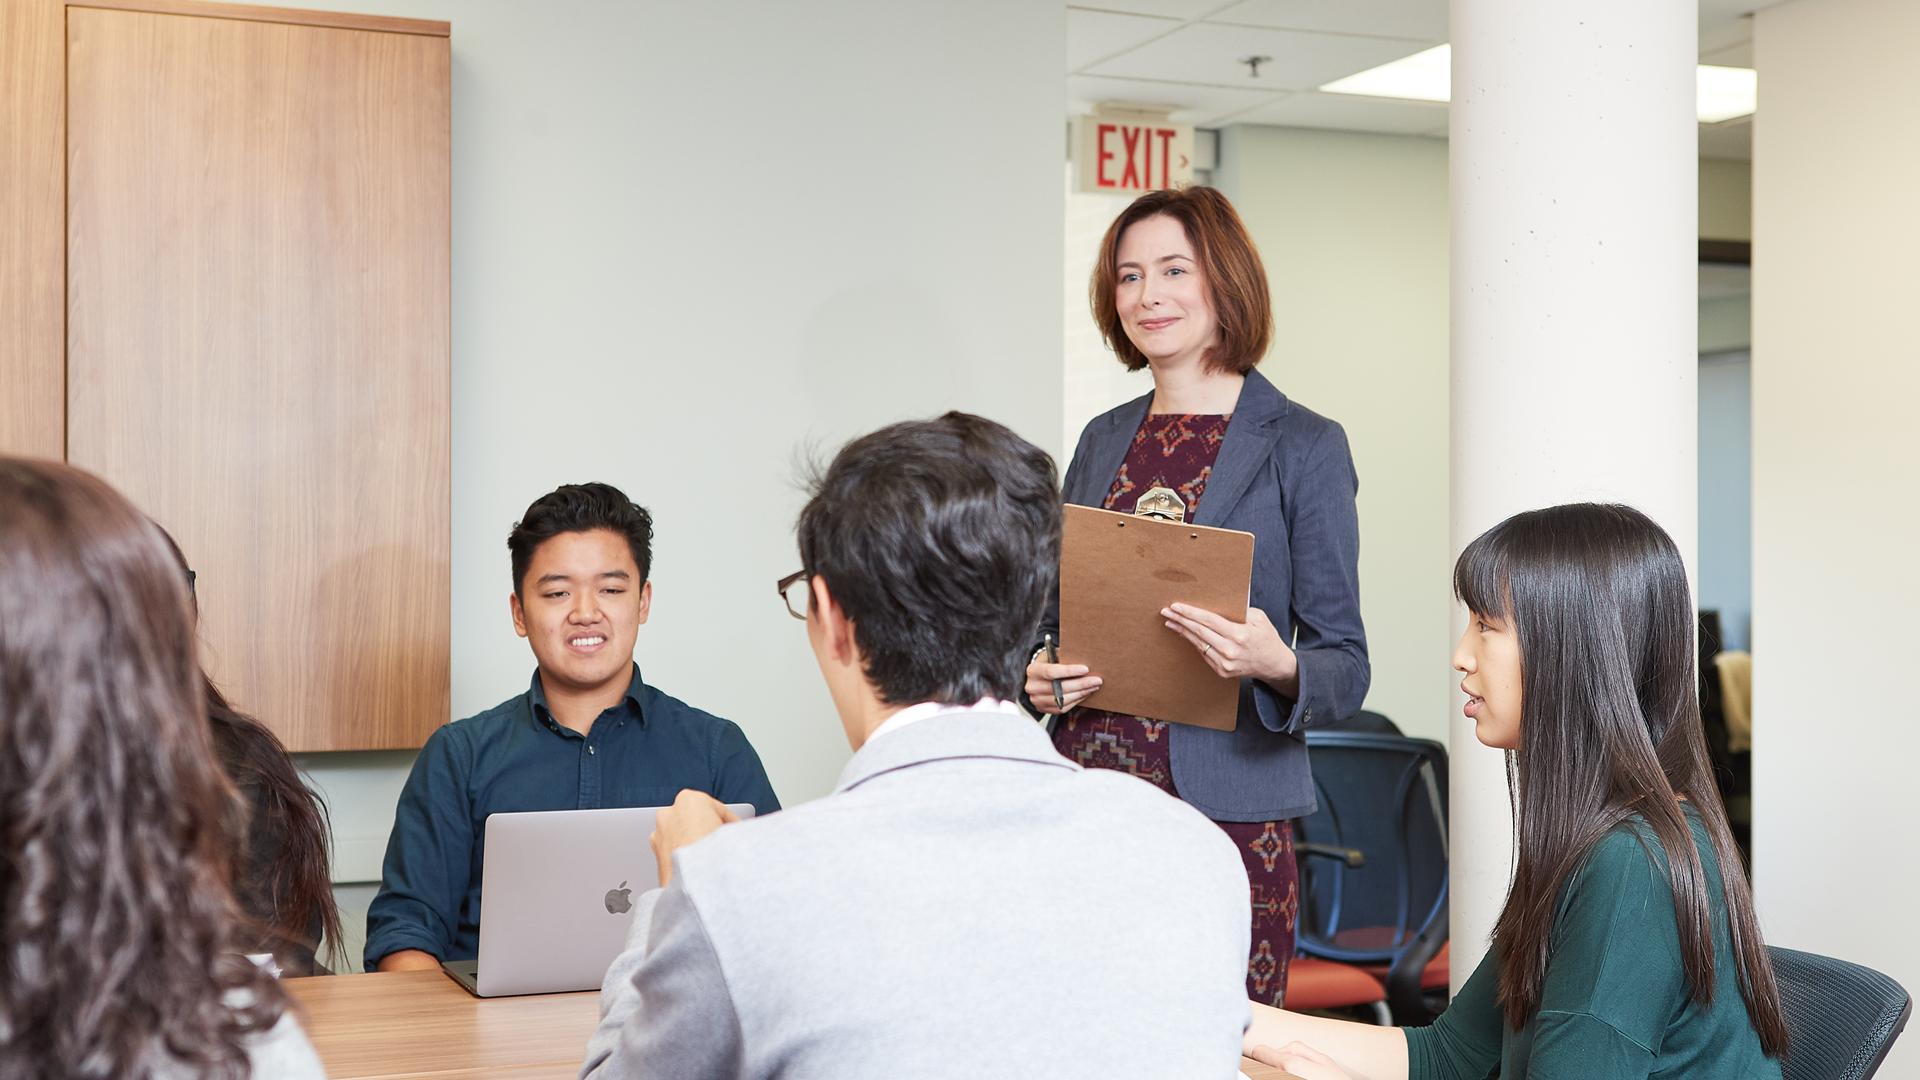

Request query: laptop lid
[{"left": 459, "top": 803, "right": 755, "bottom": 997}]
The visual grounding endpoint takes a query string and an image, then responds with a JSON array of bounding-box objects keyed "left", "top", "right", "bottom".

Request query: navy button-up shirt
[{"left": 363, "top": 665, "right": 779, "bottom": 968}]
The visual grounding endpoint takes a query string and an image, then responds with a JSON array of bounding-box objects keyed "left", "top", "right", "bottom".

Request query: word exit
[{"left": 1074, "top": 115, "right": 1195, "bottom": 194}]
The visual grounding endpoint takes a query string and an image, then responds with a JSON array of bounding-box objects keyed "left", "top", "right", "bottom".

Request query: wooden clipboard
[{"left": 1058, "top": 504, "right": 1255, "bottom": 731}]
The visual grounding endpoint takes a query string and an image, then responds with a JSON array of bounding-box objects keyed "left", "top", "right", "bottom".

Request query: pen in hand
[{"left": 1046, "top": 633, "right": 1065, "bottom": 710}]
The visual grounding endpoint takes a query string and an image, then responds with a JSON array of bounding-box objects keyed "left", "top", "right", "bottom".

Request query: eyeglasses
[{"left": 777, "top": 569, "right": 811, "bottom": 620}]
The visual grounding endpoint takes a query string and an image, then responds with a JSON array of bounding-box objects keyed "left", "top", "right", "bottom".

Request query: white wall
[
  {"left": 1062, "top": 165, "right": 1152, "bottom": 456},
  {"left": 1700, "top": 292, "right": 1754, "bottom": 353},
  {"left": 1752, "top": 3, "right": 1920, "bottom": 1074},
  {"left": 1700, "top": 157, "right": 1753, "bottom": 241},
  {"left": 287, "top": 0, "right": 1064, "bottom": 966},
  {"left": 1214, "top": 125, "right": 1453, "bottom": 744}
]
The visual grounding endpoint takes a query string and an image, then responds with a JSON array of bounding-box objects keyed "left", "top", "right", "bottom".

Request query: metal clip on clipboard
[{"left": 1132, "top": 486, "right": 1185, "bottom": 522}]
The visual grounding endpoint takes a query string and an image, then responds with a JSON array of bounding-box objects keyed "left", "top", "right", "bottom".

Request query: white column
[
  {"left": 1449, "top": 1, "right": 1698, "bottom": 986},
  {"left": 1751, "top": 5, "right": 1920, "bottom": 1076}
]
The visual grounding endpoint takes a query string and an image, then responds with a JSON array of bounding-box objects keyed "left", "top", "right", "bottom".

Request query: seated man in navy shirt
[{"left": 364, "top": 482, "right": 779, "bottom": 972}]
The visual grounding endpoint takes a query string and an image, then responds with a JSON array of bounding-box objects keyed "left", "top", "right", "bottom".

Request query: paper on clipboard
[{"left": 1058, "top": 504, "right": 1255, "bottom": 731}]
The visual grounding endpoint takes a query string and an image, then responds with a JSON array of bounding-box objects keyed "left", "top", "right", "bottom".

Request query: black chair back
[
  {"left": 1772, "top": 945, "right": 1911, "bottom": 1080},
  {"left": 1294, "top": 731, "right": 1449, "bottom": 1023},
  {"left": 1324, "top": 709, "right": 1402, "bottom": 736}
]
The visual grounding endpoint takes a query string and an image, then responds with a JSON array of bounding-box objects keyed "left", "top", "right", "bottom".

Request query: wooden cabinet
[{"left": 2, "top": 0, "right": 450, "bottom": 750}]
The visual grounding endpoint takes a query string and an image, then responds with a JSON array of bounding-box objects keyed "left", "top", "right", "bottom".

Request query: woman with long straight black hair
[{"left": 1241, "top": 503, "right": 1787, "bottom": 1080}]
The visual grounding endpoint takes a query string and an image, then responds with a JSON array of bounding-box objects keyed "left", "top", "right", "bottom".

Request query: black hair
[
  {"left": 1455, "top": 503, "right": 1786, "bottom": 1054},
  {"left": 798, "top": 412, "right": 1061, "bottom": 705},
  {"left": 508, "top": 483, "right": 654, "bottom": 597},
  {"left": 154, "top": 525, "right": 342, "bottom": 975}
]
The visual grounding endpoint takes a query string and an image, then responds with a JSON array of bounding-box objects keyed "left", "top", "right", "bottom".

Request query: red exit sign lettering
[{"left": 1074, "top": 114, "right": 1194, "bottom": 194}]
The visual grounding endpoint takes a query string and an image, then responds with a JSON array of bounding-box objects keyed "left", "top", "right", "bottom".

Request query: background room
[{"left": 4, "top": 6, "right": 1913, "bottom": 1075}]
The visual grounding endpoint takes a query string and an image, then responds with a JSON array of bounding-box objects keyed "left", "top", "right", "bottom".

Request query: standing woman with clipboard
[{"left": 1026, "top": 186, "right": 1369, "bottom": 1008}]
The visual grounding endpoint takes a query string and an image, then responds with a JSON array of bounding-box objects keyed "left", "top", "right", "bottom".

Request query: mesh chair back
[
  {"left": 1772, "top": 946, "right": 1912, "bottom": 1080},
  {"left": 1295, "top": 733, "right": 1448, "bottom": 959}
]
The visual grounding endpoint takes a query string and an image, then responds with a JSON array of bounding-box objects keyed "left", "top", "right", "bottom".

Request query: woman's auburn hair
[
  {"left": 1088, "top": 185, "right": 1273, "bottom": 374},
  {"left": 1455, "top": 503, "right": 1788, "bottom": 1057},
  {"left": 0, "top": 458, "right": 286, "bottom": 1080}
]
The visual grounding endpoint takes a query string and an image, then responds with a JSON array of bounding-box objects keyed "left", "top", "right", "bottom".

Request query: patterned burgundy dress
[{"left": 1051, "top": 412, "right": 1299, "bottom": 1008}]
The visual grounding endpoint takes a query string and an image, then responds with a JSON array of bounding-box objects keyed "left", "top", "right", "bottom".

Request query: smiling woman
[{"left": 1027, "top": 186, "right": 1370, "bottom": 1008}]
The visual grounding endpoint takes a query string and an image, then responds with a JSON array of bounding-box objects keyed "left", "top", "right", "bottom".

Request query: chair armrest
[
  {"left": 1386, "top": 902, "right": 1449, "bottom": 1026},
  {"left": 1299, "top": 842, "right": 1365, "bottom": 868}
]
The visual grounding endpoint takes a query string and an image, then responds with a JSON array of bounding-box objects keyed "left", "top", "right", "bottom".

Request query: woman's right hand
[
  {"left": 1025, "top": 659, "right": 1101, "bottom": 714},
  {"left": 1248, "top": 1042, "right": 1354, "bottom": 1080}
]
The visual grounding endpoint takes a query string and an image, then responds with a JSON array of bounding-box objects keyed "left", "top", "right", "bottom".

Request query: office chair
[
  {"left": 1771, "top": 946, "right": 1911, "bottom": 1080},
  {"left": 1293, "top": 731, "right": 1450, "bottom": 1026},
  {"left": 1283, "top": 956, "right": 1391, "bottom": 1025},
  {"left": 1324, "top": 709, "right": 1402, "bottom": 737}
]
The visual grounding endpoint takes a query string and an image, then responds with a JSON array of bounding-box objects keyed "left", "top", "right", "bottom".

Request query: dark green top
[{"left": 1407, "top": 809, "right": 1780, "bottom": 1079}]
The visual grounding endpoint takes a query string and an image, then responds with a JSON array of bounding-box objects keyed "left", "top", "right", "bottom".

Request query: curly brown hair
[
  {"left": 1088, "top": 185, "right": 1273, "bottom": 375},
  {"left": 0, "top": 458, "right": 288, "bottom": 1079}
]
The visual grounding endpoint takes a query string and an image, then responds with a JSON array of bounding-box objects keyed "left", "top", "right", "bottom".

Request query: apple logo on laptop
[{"left": 604, "top": 881, "right": 633, "bottom": 915}]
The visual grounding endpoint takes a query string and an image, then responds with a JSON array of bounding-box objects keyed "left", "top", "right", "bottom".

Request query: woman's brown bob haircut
[{"left": 1089, "top": 185, "right": 1273, "bottom": 374}]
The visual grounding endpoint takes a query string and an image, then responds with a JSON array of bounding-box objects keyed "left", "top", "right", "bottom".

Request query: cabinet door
[{"left": 66, "top": 3, "right": 451, "bottom": 750}]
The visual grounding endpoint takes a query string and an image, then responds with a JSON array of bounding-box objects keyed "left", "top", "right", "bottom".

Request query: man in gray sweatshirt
[{"left": 580, "top": 412, "right": 1252, "bottom": 1080}]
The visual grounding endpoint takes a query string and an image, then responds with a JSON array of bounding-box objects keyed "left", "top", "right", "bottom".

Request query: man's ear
[
  {"left": 809, "top": 575, "right": 856, "bottom": 665},
  {"left": 636, "top": 579, "right": 653, "bottom": 625},
  {"left": 509, "top": 591, "right": 529, "bottom": 638}
]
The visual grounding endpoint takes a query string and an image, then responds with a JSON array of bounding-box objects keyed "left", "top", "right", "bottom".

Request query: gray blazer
[
  {"left": 579, "top": 710, "right": 1252, "bottom": 1080},
  {"left": 1039, "top": 368, "right": 1370, "bottom": 821}
]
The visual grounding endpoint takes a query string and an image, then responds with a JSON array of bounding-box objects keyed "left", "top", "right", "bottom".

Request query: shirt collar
[
  {"left": 864, "top": 697, "right": 1021, "bottom": 745},
  {"left": 527, "top": 663, "right": 648, "bottom": 732},
  {"left": 835, "top": 704, "right": 1071, "bottom": 795}
]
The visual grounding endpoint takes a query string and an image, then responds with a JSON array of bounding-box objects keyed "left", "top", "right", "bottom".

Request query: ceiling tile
[
  {"left": 1085, "top": 22, "right": 1436, "bottom": 91},
  {"left": 1069, "top": 0, "right": 1236, "bottom": 20},
  {"left": 1699, "top": 0, "right": 1789, "bottom": 25},
  {"left": 1069, "top": 8, "right": 1183, "bottom": 72},
  {"left": 1207, "top": 0, "right": 1443, "bottom": 42},
  {"left": 1226, "top": 90, "right": 1448, "bottom": 135},
  {"left": 1068, "top": 73, "right": 1289, "bottom": 126}
]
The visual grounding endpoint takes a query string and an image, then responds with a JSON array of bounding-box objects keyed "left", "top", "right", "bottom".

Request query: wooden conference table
[{"left": 287, "top": 970, "right": 1302, "bottom": 1080}]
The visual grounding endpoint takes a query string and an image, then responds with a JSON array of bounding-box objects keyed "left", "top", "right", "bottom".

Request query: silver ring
[{"left": 1202, "top": 643, "right": 1212, "bottom": 656}]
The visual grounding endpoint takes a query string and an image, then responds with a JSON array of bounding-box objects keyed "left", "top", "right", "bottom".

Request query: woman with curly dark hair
[
  {"left": 0, "top": 458, "right": 325, "bottom": 1079},
  {"left": 157, "top": 528, "right": 343, "bottom": 977}
]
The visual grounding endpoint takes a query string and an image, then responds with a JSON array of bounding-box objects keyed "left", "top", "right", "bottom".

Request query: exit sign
[{"left": 1074, "top": 113, "right": 1194, "bottom": 194}]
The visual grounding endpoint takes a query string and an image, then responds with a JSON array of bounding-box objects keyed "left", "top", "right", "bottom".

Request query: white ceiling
[{"left": 1067, "top": 0, "right": 1778, "bottom": 158}]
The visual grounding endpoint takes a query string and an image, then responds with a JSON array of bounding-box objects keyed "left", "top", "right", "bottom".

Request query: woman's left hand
[{"left": 1162, "top": 603, "right": 1300, "bottom": 698}]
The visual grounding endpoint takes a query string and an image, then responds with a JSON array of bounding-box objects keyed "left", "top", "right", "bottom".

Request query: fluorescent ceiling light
[
  {"left": 1319, "top": 44, "right": 1451, "bottom": 103},
  {"left": 1696, "top": 65, "right": 1757, "bottom": 123},
  {"left": 1319, "top": 46, "right": 1758, "bottom": 123}
]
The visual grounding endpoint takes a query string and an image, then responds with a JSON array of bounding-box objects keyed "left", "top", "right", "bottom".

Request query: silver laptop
[{"left": 441, "top": 803, "right": 755, "bottom": 997}]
